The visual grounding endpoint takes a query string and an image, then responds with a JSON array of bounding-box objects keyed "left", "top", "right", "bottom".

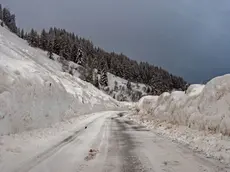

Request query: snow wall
[
  {"left": 0, "top": 25, "right": 125, "bottom": 135},
  {"left": 136, "top": 75, "right": 230, "bottom": 136}
]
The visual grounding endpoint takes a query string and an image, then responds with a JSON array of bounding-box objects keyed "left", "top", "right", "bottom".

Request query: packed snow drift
[
  {"left": 136, "top": 75, "right": 230, "bottom": 136},
  {"left": 130, "top": 77, "right": 230, "bottom": 163},
  {"left": 0, "top": 25, "right": 124, "bottom": 135}
]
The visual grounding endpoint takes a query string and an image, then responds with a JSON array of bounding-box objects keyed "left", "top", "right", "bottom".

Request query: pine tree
[
  {"left": 70, "top": 43, "right": 78, "bottom": 63},
  {"left": 85, "top": 68, "right": 93, "bottom": 83},
  {"left": 28, "top": 29, "right": 39, "bottom": 47},
  {"left": 114, "top": 81, "right": 118, "bottom": 91},
  {"left": 146, "top": 86, "right": 151, "bottom": 93},
  {"left": 3, "top": 8, "right": 10, "bottom": 25},
  {"left": 24, "top": 32, "right": 28, "bottom": 40},
  {"left": 17, "top": 27, "right": 20, "bottom": 37},
  {"left": 127, "top": 80, "right": 132, "bottom": 90},
  {"left": 62, "top": 37, "right": 71, "bottom": 60},
  {"left": 100, "top": 69, "right": 108, "bottom": 87},
  {"left": 71, "top": 32, "right": 75, "bottom": 42},
  {"left": 136, "top": 83, "right": 140, "bottom": 89},
  {"left": 53, "top": 34, "right": 62, "bottom": 55},
  {"left": 92, "top": 69, "right": 99, "bottom": 88},
  {"left": 76, "top": 48, "right": 84, "bottom": 65},
  {"left": 48, "top": 27, "right": 55, "bottom": 38},
  {"left": 20, "top": 29, "right": 24, "bottom": 39},
  {"left": 47, "top": 40, "right": 54, "bottom": 60},
  {"left": 0, "top": 4, "right": 2, "bottom": 21},
  {"left": 94, "top": 77, "right": 99, "bottom": 88},
  {"left": 2, "top": 8, "right": 17, "bottom": 33},
  {"left": 9, "top": 14, "right": 17, "bottom": 33},
  {"left": 39, "top": 29, "right": 48, "bottom": 50}
]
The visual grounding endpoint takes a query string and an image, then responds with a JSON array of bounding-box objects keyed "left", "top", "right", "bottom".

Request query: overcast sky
[{"left": 1, "top": 0, "right": 230, "bottom": 83}]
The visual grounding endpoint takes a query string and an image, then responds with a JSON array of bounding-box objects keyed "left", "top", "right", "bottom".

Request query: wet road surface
[{"left": 7, "top": 112, "right": 230, "bottom": 172}]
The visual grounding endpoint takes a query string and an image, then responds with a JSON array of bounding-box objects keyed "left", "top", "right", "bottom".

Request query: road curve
[{"left": 10, "top": 112, "right": 230, "bottom": 172}]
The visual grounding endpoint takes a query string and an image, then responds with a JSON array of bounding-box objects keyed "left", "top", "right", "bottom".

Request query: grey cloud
[{"left": 1, "top": 0, "right": 230, "bottom": 83}]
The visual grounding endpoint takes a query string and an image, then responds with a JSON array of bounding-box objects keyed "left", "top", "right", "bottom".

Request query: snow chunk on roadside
[
  {"left": 186, "top": 84, "right": 205, "bottom": 96},
  {"left": 137, "top": 96, "right": 158, "bottom": 114}
]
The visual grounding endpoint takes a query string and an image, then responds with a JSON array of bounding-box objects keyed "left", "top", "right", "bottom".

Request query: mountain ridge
[{"left": 0, "top": 3, "right": 188, "bottom": 100}]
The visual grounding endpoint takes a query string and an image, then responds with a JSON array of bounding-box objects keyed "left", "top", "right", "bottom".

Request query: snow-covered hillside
[
  {"left": 106, "top": 73, "right": 148, "bottom": 101},
  {"left": 0, "top": 25, "right": 126, "bottom": 135}
]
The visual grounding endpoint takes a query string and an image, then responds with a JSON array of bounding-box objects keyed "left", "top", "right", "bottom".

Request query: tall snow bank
[
  {"left": 137, "top": 74, "right": 230, "bottom": 135},
  {"left": 0, "top": 25, "right": 122, "bottom": 135},
  {"left": 137, "top": 96, "right": 158, "bottom": 115}
]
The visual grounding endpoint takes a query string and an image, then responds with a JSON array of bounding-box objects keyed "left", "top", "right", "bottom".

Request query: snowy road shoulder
[
  {"left": 1, "top": 111, "right": 230, "bottom": 172},
  {"left": 125, "top": 112, "right": 230, "bottom": 165},
  {"left": 0, "top": 111, "right": 118, "bottom": 172}
]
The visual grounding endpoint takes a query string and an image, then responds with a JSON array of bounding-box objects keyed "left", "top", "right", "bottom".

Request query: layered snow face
[
  {"left": 136, "top": 75, "right": 230, "bottom": 135},
  {"left": 0, "top": 26, "right": 121, "bottom": 135}
]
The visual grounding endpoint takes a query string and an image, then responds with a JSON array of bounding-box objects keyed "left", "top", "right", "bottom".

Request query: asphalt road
[{"left": 11, "top": 112, "right": 230, "bottom": 172}]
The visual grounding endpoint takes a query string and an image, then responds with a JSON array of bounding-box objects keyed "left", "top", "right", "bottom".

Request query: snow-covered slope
[
  {"left": 106, "top": 73, "right": 148, "bottom": 101},
  {"left": 0, "top": 25, "right": 124, "bottom": 135},
  {"left": 107, "top": 73, "right": 147, "bottom": 93},
  {"left": 135, "top": 75, "right": 230, "bottom": 135}
]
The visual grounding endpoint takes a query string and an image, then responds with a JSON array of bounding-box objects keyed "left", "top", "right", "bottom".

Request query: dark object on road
[
  {"left": 163, "top": 161, "right": 168, "bottom": 165},
  {"left": 85, "top": 126, "right": 87, "bottom": 129},
  {"left": 85, "top": 149, "right": 98, "bottom": 161},
  {"left": 111, "top": 117, "right": 114, "bottom": 120},
  {"left": 118, "top": 113, "right": 124, "bottom": 117}
]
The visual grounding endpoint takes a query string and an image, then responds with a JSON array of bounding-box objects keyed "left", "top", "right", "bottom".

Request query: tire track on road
[
  {"left": 102, "top": 117, "right": 121, "bottom": 172},
  {"left": 113, "top": 117, "right": 151, "bottom": 172},
  {"left": 13, "top": 116, "right": 103, "bottom": 172}
]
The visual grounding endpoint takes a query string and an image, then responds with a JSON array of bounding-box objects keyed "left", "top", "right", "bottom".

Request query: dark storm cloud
[{"left": 1, "top": 0, "right": 230, "bottom": 83}]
